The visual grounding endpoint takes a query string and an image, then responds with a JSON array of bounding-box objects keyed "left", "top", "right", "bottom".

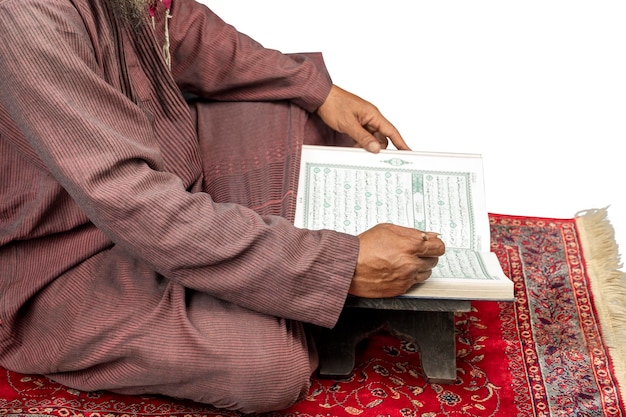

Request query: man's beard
[{"left": 106, "top": 0, "right": 152, "bottom": 30}]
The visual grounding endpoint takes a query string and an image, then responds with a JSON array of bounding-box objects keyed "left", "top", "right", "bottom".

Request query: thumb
[{"left": 352, "top": 127, "right": 382, "bottom": 153}]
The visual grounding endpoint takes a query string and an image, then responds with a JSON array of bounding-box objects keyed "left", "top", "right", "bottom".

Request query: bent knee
[{"left": 214, "top": 356, "right": 312, "bottom": 413}]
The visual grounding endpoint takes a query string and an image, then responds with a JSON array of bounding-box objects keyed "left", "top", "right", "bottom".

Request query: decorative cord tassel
[
  {"left": 148, "top": 3, "right": 156, "bottom": 28},
  {"left": 162, "top": 1, "right": 172, "bottom": 70},
  {"left": 147, "top": 0, "right": 172, "bottom": 70}
]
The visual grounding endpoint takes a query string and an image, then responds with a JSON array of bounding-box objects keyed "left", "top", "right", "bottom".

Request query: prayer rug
[{"left": 1, "top": 209, "right": 625, "bottom": 417}]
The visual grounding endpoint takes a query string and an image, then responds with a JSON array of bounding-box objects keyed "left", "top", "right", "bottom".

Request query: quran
[{"left": 294, "top": 145, "right": 514, "bottom": 301}]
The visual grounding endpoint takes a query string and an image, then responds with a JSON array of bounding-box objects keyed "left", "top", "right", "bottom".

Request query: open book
[{"left": 294, "top": 145, "right": 514, "bottom": 301}]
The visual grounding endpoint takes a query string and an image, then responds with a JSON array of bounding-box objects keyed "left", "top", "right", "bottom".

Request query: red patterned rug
[{"left": 1, "top": 209, "right": 625, "bottom": 416}]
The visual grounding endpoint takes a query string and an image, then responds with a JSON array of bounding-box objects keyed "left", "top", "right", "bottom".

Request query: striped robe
[{"left": 0, "top": 0, "right": 359, "bottom": 412}]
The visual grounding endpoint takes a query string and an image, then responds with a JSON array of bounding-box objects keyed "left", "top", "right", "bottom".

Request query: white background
[{"left": 199, "top": 1, "right": 625, "bottom": 270}]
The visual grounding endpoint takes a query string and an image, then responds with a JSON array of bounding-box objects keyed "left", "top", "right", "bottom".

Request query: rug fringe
[{"left": 575, "top": 207, "right": 626, "bottom": 404}]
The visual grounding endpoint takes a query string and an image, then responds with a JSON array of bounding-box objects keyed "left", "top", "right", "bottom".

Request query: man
[{"left": 0, "top": 0, "right": 444, "bottom": 413}]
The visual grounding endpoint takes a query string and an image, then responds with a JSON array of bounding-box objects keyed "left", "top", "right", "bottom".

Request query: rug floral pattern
[{"left": 0, "top": 214, "right": 624, "bottom": 416}]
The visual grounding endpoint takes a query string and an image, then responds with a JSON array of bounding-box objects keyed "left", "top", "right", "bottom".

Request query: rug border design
[
  {"left": 576, "top": 207, "right": 626, "bottom": 406},
  {"left": 489, "top": 208, "right": 626, "bottom": 411}
]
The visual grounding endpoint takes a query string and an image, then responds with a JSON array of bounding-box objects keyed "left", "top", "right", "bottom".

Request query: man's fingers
[
  {"left": 352, "top": 127, "right": 383, "bottom": 153},
  {"left": 360, "top": 121, "right": 409, "bottom": 152},
  {"left": 414, "top": 270, "right": 433, "bottom": 284}
]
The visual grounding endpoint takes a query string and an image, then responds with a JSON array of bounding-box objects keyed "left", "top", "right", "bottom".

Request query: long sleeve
[
  {"left": 164, "top": 0, "right": 334, "bottom": 112},
  {"left": 0, "top": 0, "right": 357, "bottom": 329}
]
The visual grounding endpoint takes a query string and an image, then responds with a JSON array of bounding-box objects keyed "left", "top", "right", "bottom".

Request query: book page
[
  {"left": 295, "top": 145, "right": 489, "bottom": 251},
  {"left": 294, "top": 145, "right": 504, "bottom": 284}
]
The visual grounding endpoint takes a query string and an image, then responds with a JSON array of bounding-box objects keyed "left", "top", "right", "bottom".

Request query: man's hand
[
  {"left": 350, "top": 223, "right": 445, "bottom": 298},
  {"left": 316, "top": 85, "right": 410, "bottom": 153}
]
